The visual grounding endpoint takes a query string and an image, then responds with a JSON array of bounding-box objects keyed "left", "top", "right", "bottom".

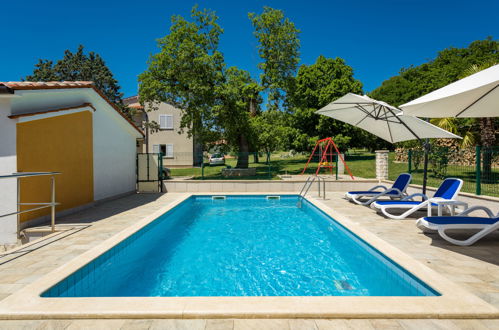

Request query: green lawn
[
  {"left": 169, "top": 151, "right": 498, "bottom": 197},
  {"left": 169, "top": 151, "right": 378, "bottom": 180}
]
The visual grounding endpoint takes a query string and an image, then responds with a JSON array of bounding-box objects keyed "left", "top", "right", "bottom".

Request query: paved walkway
[{"left": 0, "top": 192, "right": 497, "bottom": 329}]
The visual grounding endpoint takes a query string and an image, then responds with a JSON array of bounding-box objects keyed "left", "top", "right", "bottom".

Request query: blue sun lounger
[
  {"left": 370, "top": 178, "right": 464, "bottom": 220},
  {"left": 416, "top": 206, "right": 499, "bottom": 246},
  {"left": 345, "top": 173, "right": 412, "bottom": 205}
]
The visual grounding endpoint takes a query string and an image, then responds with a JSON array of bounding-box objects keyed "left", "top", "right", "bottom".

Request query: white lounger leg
[
  {"left": 438, "top": 222, "right": 499, "bottom": 246},
  {"left": 380, "top": 200, "right": 430, "bottom": 220}
]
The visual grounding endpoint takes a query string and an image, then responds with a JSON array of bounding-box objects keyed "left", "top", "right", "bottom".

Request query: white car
[{"left": 209, "top": 153, "right": 225, "bottom": 166}]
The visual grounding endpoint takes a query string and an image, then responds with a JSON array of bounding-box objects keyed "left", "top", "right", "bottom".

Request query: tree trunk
[
  {"left": 249, "top": 95, "right": 258, "bottom": 164},
  {"left": 236, "top": 134, "right": 249, "bottom": 168},
  {"left": 480, "top": 118, "right": 496, "bottom": 178}
]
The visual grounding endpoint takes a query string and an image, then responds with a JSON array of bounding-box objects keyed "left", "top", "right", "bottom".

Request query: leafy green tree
[
  {"left": 213, "top": 67, "right": 262, "bottom": 168},
  {"left": 251, "top": 111, "right": 290, "bottom": 162},
  {"left": 459, "top": 60, "right": 498, "bottom": 176},
  {"left": 139, "top": 6, "right": 224, "bottom": 145},
  {"left": 289, "top": 55, "right": 385, "bottom": 150},
  {"left": 140, "top": 6, "right": 301, "bottom": 168},
  {"left": 25, "top": 45, "right": 124, "bottom": 107},
  {"left": 249, "top": 7, "right": 300, "bottom": 111},
  {"left": 370, "top": 38, "right": 499, "bottom": 106}
]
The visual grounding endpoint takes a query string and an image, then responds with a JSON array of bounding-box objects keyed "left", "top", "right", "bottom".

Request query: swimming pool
[{"left": 42, "top": 195, "right": 438, "bottom": 297}]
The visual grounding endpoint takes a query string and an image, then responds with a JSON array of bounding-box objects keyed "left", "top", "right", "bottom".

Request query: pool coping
[{"left": 0, "top": 192, "right": 497, "bottom": 319}]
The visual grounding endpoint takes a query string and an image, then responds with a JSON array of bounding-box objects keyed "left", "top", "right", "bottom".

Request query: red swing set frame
[{"left": 301, "top": 137, "right": 354, "bottom": 179}]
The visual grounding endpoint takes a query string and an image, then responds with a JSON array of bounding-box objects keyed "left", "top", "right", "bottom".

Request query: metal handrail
[
  {"left": 297, "top": 175, "right": 326, "bottom": 207},
  {"left": 0, "top": 172, "right": 60, "bottom": 239}
]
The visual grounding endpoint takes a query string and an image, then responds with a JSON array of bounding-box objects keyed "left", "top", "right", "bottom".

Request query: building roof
[
  {"left": 0, "top": 81, "right": 144, "bottom": 136},
  {"left": 0, "top": 81, "right": 94, "bottom": 90},
  {"left": 123, "top": 95, "right": 144, "bottom": 110},
  {"left": 8, "top": 103, "right": 95, "bottom": 119}
]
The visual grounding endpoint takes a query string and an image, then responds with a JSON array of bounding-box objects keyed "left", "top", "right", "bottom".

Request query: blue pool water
[{"left": 42, "top": 195, "right": 438, "bottom": 297}]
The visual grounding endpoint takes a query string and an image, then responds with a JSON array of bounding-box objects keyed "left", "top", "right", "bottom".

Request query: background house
[
  {"left": 124, "top": 96, "right": 201, "bottom": 167},
  {"left": 0, "top": 81, "right": 143, "bottom": 245}
]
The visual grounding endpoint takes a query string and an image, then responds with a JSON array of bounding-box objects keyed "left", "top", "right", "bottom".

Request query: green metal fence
[
  {"left": 405, "top": 146, "right": 499, "bottom": 197},
  {"left": 164, "top": 151, "right": 371, "bottom": 180}
]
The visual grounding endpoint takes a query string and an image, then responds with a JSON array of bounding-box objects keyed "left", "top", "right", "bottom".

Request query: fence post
[
  {"left": 408, "top": 149, "right": 412, "bottom": 173},
  {"left": 475, "top": 146, "right": 481, "bottom": 195},
  {"left": 375, "top": 150, "right": 389, "bottom": 182},
  {"left": 335, "top": 154, "right": 338, "bottom": 180}
]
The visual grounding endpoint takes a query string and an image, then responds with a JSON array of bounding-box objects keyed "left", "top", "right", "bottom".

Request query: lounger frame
[{"left": 416, "top": 206, "right": 499, "bottom": 246}]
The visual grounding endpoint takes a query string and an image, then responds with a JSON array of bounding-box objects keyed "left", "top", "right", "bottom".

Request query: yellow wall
[{"left": 17, "top": 111, "right": 94, "bottom": 222}]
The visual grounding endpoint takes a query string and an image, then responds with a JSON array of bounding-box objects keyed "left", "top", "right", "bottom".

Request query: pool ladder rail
[{"left": 297, "top": 175, "right": 326, "bottom": 207}]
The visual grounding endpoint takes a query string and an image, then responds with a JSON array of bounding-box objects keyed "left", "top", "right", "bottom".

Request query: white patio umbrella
[
  {"left": 400, "top": 64, "right": 499, "bottom": 117},
  {"left": 316, "top": 93, "right": 461, "bottom": 194}
]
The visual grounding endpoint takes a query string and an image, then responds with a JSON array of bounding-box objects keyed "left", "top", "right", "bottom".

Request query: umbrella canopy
[
  {"left": 400, "top": 64, "right": 499, "bottom": 118},
  {"left": 316, "top": 93, "right": 461, "bottom": 143}
]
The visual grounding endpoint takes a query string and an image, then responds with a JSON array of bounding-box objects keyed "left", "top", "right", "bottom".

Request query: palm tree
[
  {"left": 429, "top": 117, "right": 477, "bottom": 148},
  {"left": 460, "top": 61, "right": 497, "bottom": 176},
  {"left": 430, "top": 61, "right": 497, "bottom": 177}
]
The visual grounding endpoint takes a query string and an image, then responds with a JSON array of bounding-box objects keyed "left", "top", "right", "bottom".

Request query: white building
[{"left": 0, "top": 81, "right": 143, "bottom": 246}]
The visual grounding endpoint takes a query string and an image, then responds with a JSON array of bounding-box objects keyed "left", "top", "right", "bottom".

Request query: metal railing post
[
  {"left": 475, "top": 146, "right": 481, "bottom": 195},
  {"left": 17, "top": 178, "right": 20, "bottom": 239},
  {"left": 322, "top": 177, "right": 326, "bottom": 200},
  {"left": 51, "top": 175, "right": 56, "bottom": 232}
]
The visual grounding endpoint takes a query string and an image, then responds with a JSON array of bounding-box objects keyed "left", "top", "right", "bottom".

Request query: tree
[
  {"left": 25, "top": 45, "right": 124, "bottom": 107},
  {"left": 249, "top": 7, "right": 300, "bottom": 111},
  {"left": 251, "top": 111, "right": 289, "bottom": 163},
  {"left": 140, "top": 6, "right": 301, "bottom": 168},
  {"left": 289, "top": 55, "right": 385, "bottom": 151},
  {"left": 459, "top": 60, "right": 498, "bottom": 176},
  {"left": 139, "top": 6, "right": 224, "bottom": 144},
  {"left": 370, "top": 38, "right": 499, "bottom": 106},
  {"left": 370, "top": 38, "right": 498, "bottom": 153}
]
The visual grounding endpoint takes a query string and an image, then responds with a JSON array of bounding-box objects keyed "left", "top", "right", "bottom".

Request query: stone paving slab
[
  {"left": 0, "top": 318, "right": 497, "bottom": 329},
  {"left": 0, "top": 192, "right": 496, "bottom": 327}
]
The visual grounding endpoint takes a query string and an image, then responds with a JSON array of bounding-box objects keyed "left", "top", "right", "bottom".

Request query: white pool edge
[{"left": 0, "top": 192, "right": 497, "bottom": 319}]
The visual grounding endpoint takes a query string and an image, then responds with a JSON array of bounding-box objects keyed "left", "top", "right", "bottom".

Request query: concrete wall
[
  {"left": 16, "top": 111, "right": 94, "bottom": 222},
  {"left": 146, "top": 103, "right": 194, "bottom": 167},
  {"left": 0, "top": 98, "right": 18, "bottom": 244},
  {"left": 91, "top": 93, "right": 139, "bottom": 201},
  {"left": 162, "top": 179, "right": 378, "bottom": 193}
]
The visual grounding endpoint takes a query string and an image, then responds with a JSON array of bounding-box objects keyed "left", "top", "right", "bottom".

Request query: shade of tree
[{"left": 25, "top": 45, "right": 124, "bottom": 107}]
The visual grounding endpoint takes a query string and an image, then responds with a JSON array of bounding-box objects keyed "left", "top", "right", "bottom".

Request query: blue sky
[{"left": 1, "top": 0, "right": 497, "bottom": 97}]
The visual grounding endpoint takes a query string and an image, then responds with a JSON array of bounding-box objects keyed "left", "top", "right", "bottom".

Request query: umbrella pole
[{"left": 422, "top": 140, "right": 430, "bottom": 198}]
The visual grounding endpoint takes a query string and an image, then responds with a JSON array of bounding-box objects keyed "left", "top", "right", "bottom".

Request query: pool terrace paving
[{"left": 0, "top": 192, "right": 497, "bottom": 328}]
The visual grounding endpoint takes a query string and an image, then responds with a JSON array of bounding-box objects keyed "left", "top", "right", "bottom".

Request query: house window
[
  {"left": 152, "top": 144, "right": 174, "bottom": 158},
  {"left": 159, "top": 114, "right": 173, "bottom": 130},
  {"left": 165, "top": 144, "right": 174, "bottom": 158}
]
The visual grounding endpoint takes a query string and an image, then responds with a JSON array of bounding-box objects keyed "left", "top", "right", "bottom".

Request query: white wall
[
  {"left": 0, "top": 98, "right": 19, "bottom": 244},
  {"left": 90, "top": 93, "right": 141, "bottom": 201}
]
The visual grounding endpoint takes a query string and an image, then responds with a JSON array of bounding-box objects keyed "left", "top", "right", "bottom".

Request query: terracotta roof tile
[
  {"left": 0, "top": 81, "right": 94, "bottom": 90},
  {"left": 1, "top": 81, "right": 144, "bottom": 136},
  {"left": 127, "top": 102, "right": 144, "bottom": 109}
]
